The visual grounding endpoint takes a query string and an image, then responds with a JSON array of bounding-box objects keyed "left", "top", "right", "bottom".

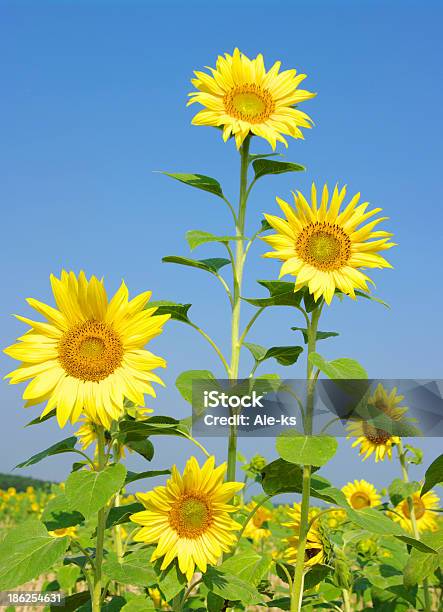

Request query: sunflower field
[{"left": 1, "top": 47, "right": 442, "bottom": 612}]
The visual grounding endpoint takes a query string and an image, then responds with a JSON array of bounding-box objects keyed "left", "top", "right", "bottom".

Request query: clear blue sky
[{"left": 1, "top": 0, "right": 442, "bottom": 494}]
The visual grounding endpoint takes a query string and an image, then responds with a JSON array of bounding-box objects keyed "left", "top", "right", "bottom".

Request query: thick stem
[
  {"left": 112, "top": 435, "right": 124, "bottom": 596},
  {"left": 341, "top": 588, "right": 352, "bottom": 612},
  {"left": 226, "top": 135, "right": 251, "bottom": 482},
  {"left": 290, "top": 305, "right": 322, "bottom": 612},
  {"left": 92, "top": 426, "right": 107, "bottom": 612},
  {"left": 397, "top": 441, "right": 432, "bottom": 612}
]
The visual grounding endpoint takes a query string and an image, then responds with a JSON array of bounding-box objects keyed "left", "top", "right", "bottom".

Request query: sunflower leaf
[
  {"left": 124, "top": 439, "right": 154, "bottom": 461},
  {"left": 0, "top": 519, "right": 69, "bottom": 590},
  {"left": 309, "top": 352, "right": 368, "bottom": 379},
  {"left": 124, "top": 469, "right": 170, "bottom": 485},
  {"left": 25, "top": 409, "right": 57, "bottom": 427},
  {"left": 421, "top": 453, "right": 443, "bottom": 496},
  {"left": 176, "top": 369, "right": 217, "bottom": 405},
  {"left": 65, "top": 463, "right": 127, "bottom": 518},
  {"left": 103, "top": 549, "right": 157, "bottom": 588},
  {"left": 346, "top": 507, "right": 405, "bottom": 536},
  {"left": 276, "top": 431, "right": 338, "bottom": 467},
  {"left": 162, "top": 172, "right": 224, "bottom": 198},
  {"left": 41, "top": 493, "right": 85, "bottom": 531},
  {"left": 291, "top": 327, "right": 339, "bottom": 344},
  {"left": 388, "top": 478, "right": 420, "bottom": 506},
  {"left": 203, "top": 567, "right": 262, "bottom": 605},
  {"left": 105, "top": 502, "right": 144, "bottom": 529},
  {"left": 218, "top": 551, "right": 272, "bottom": 586},
  {"left": 243, "top": 280, "right": 305, "bottom": 308},
  {"left": 186, "top": 230, "right": 242, "bottom": 251},
  {"left": 395, "top": 536, "right": 438, "bottom": 554},
  {"left": 162, "top": 255, "right": 230, "bottom": 274},
  {"left": 15, "top": 437, "right": 79, "bottom": 469},
  {"left": 244, "top": 343, "right": 303, "bottom": 366},
  {"left": 252, "top": 159, "right": 305, "bottom": 180},
  {"left": 148, "top": 301, "right": 192, "bottom": 324}
]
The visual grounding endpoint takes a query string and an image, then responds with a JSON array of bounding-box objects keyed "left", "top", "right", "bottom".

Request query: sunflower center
[
  {"left": 296, "top": 222, "right": 351, "bottom": 271},
  {"left": 350, "top": 492, "right": 371, "bottom": 509},
  {"left": 305, "top": 547, "right": 321, "bottom": 562},
  {"left": 362, "top": 422, "right": 392, "bottom": 445},
  {"left": 224, "top": 84, "right": 275, "bottom": 123},
  {"left": 169, "top": 494, "right": 212, "bottom": 538},
  {"left": 58, "top": 320, "right": 123, "bottom": 382},
  {"left": 401, "top": 497, "right": 426, "bottom": 520}
]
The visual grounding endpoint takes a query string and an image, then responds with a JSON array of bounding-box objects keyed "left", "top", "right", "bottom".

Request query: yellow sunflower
[
  {"left": 284, "top": 504, "right": 327, "bottom": 567},
  {"left": 262, "top": 184, "right": 395, "bottom": 304},
  {"left": 346, "top": 385, "right": 406, "bottom": 462},
  {"left": 188, "top": 48, "right": 315, "bottom": 149},
  {"left": 49, "top": 526, "right": 77, "bottom": 538},
  {"left": 342, "top": 480, "right": 381, "bottom": 510},
  {"left": 242, "top": 502, "right": 273, "bottom": 543},
  {"left": 130, "top": 456, "right": 243, "bottom": 581},
  {"left": 391, "top": 490, "right": 440, "bottom": 534},
  {"left": 4, "top": 271, "right": 169, "bottom": 428}
]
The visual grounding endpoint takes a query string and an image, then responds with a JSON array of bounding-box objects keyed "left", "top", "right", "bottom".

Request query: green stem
[
  {"left": 341, "top": 588, "right": 352, "bottom": 612},
  {"left": 111, "top": 434, "right": 124, "bottom": 596},
  {"left": 227, "top": 135, "right": 251, "bottom": 482},
  {"left": 290, "top": 304, "right": 322, "bottom": 612},
  {"left": 92, "top": 426, "right": 107, "bottom": 612},
  {"left": 397, "top": 441, "right": 432, "bottom": 612}
]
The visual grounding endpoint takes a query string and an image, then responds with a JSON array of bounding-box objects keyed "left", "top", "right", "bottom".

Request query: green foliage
[
  {"left": 276, "top": 431, "right": 338, "bottom": 467},
  {"left": 0, "top": 472, "right": 53, "bottom": 492},
  {"left": 41, "top": 493, "right": 84, "bottom": 531},
  {"left": 218, "top": 551, "right": 272, "bottom": 586},
  {"left": 15, "top": 437, "right": 79, "bottom": 469},
  {"left": 103, "top": 549, "right": 157, "bottom": 587},
  {"left": 65, "top": 464, "right": 127, "bottom": 518},
  {"left": 244, "top": 342, "right": 303, "bottom": 366},
  {"left": 252, "top": 158, "right": 305, "bottom": 180},
  {"left": 120, "top": 595, "right": 155, "bottom": 611},
  {"left": 148, "top": 301, "right": 192, "bottom": 324},
  {"left": 291, "top": 326, "right": 339, "bottom": 343},
  {"left": 162, "top": 255, "right": 230, "bottom": 274},
  {"left": 175, "top": 369, "right": 217, "bottom": 414},
  {"left": 105, "top": 503, "right": 144, "bottom": 529},
  {"left": 202, "top": 567, "right": 262, "bottom": 605},
  {"left": 244, "top": 280, "right": 304, "bottom": 308},
  {"left": 346, "top": 508, "right": 404, "bottom": 536},
  {"left": 156, "top": 562, "right": 187, "bottom": 601},
  {"left": 309, "top": 352, "right": 368, "bottom": 379},
  {"left": 56, "top": 564, "right": 81, "bottom": 592},
  {"left": 388, "top": 479, "right": 420, "bottom": 506},
  {"left": 124, "top": 469, "right": 170, "bottom": 485},
  {"left": 0, "top": 519, "right": 69, "bottom": 589},
  {"left": 186, "top": 230, "right": 241, "bottom": 251},
  {"left": 421, "top": 452, "right": 443, "bottom": 496},
  {"left": 162, "top": 172, "right": 224, "bottom": 198},
  {"left": 403, "top": 531, "right": 443, "bottom": 587}
]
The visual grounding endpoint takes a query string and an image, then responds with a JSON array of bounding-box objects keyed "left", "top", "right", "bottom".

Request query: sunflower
[
  {"left": 346, "top": 385, "right": 406, "bottom": 462},
  {"left": 390, "top": 490, "right": 440, "bottom": 534},
  {"left": 284, "top": 504, "right": 328, "bottom": 567},
  {"left": 242, "top": 502, "right": 273, "bottom": 543},
  {"left": 342, "top": 480, "right": 381, "bottom": 510},
  {"left": 188, "top": 48, "right": 315, "bottom": 149},
  {"left": 130, "top": 456, "right": 243, "bottom": 581},
  {"left": 49, "top": 526, "right": 77, "bottom": 538},
  {"left": 262, "top": 184, "right": 395, "bottom": 305},
  {"left": 4, "top": 271, "right": 169, "bottom": 429}
]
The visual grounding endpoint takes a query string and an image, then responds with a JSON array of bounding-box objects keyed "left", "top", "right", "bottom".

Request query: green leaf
[
  {"left": 25, "top": 409, "right": 57, "bottom": 427},
  {"left": 186, "top": 230, "right": 241, "bottom": 251},
  {"left": 243, "top": 280, "right": 305, "bottom": 308},
  {"left": 388, "top": 479, "right": 420, "bottom": 506},
  {"left": 103, "top": 549, "right": 157, "bottom": 587},
  {"left": 121, "top": 596, "right": 155, "bottom": 612},
  {"left": 119, "top": 418, "right": 186, "bottom": 440},
  {"left": 309, "top": 352, "right": 368, "bottom": 379},
  {"left": 157, "top": 562, "right": 187, "bottom": 601},
  {"left": 15, "top": 437, "right": 79, "bottom": 469},
  {"left": 252, "top": 158, "right": 305, "bottom": 180},
  {"left": 202, "top": 567, "right": 262, "bottom": 605},
  {"left": 57, "top": 565, "right": 81, "bottom": 592},
  {"left": 244, "top": 343, "right": 303, "bottom": 366},
  {"left": 125, "top": 469, "right": 170, "bottom": 485},
  {"left": 162, "top": 172, "right": 224, "bottom": 198},
  {"left": 346, "top": 508, "right": 405, "bottom": 536},
  {"left": 206, "top": 592, "right": 225, "bottom": 612},
  {"left": 51, "top": 592, "right": 90, "bottom": 612},
  {"left": 148, "top": 301, "right": 192, "bottom": 324},
  {"left": 291, "top": 327, "right": 339, "bottom": 344},
  {"left": 162, "top": 255, "right": 230, "bottom": 274},
  {"left": 41, "top": 493, "right": 84, "bottom": 531},
  {"left": 403, "top": 531, "right": 443, "bottom": 586},
  {"left": 421, "top": 453, "right": 443, "bottom": 496},
  {"left": 353, "top": 289, "right": 390, "bottom": 309},
  {"left": 404, "top": 444, "right": 423, "bottom": 465},
  {"left": 176, "top": 369, "right": 217, "bottom": 405},
  {"left": 395, "top": 535, "right": 437, "bottom": 553},
  {"left": 0, "top": 519, "right": 69, "bottom": 589},
  {"left": 218, "top": 551, "right": 272, "bottom": 586},
  {"left": 65, "top": 464, "right": 127, "bottom": 518},
  {"left": 248, "top": 152, "right": 283, "bottom": 162},
  {"left": 259, "top": 218, "right": 273, "bottom": 232},
  {"left": 105, "top": 502, "right": 144, "bottom": 529},
  {"left": 125, "top": 439, "right": 154, "bottom": 461},
  {"left": 276, "top": 431, "right": 338, "bottom": 467},
  {"left": 304, "top": 564, "right": 332, "bottom": 590}
]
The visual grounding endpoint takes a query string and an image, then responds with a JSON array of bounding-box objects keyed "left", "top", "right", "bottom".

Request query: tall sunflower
[
  {"left": 4, "top": 271, "right": 169, "bottom": 428},
  {"left": 390, "top": 490, "right": 440, "bottom": 534},
  {"left": 262, "top": 184, "right": 396, "bottom": 304},
  {"left": 188, "top": 48, "right": 315, "bottom": 149},
  {"left": 346, "top": 384, "right": 407, "bottom": 462},
  {"left": 130, "top": 456, "right": 243, "bottom": 581},
  {"left": 342, "top": 480, "right": 381, "bottom": 510},
  {"left": 284, "top": 504, "right": 329, "bottom": 567}
]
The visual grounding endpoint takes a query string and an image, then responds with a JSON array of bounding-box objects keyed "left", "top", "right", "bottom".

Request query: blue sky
[{"left": 0, "top": 0, "right": 442, "bottom": 494}]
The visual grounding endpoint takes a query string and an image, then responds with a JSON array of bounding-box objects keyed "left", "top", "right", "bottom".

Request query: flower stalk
[
  {"left": 92, "top": 425, "right": 107, "bottom": 612},
  {"left": 290, "top": 303, "right": 322, "bottom": 612}
]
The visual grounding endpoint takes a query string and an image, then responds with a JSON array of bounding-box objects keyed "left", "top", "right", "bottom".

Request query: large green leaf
[
  {"left": 162, "top": 172, "right": 224, "bottom": 198},
  {"left": 186, "top": 230, "right": 241, "bottom": 251},
  {"left": 421, "top": 453, "right": 443, "bottom": 496},
  {"left": 304, "top": 564, "right": 332, "bottom": 590},
  {"left": 403, "top": 531, "right": 443, "bottom": 587},
  {"left": 243, "top": 280, "right": 305, "bottom": 308},
  {"left": 276, "top": 431, "right": 338, "bottom": 467},
  {"left": 202, "top": 567, "right": 262, "bottom": 605},
  {"left": 57, "top": 565, "right": 81, "bottom": 592},
  {"left": 105, "top": 502, "right": 144, "bottom": 529},
  {"left": 41, "top": 493, "right": 84, "bottom": 531},
  {"left": 176, "top": 369, "right": 217, "bottom": 404},
  {"left": 162, "top": 255, "right": 230, "bottom": 274},
  {"left": 388, "top": 479, "right": 420, "bottom": 506},
  {"left": 65, "top": 464, "right": 127, "bottom": 518},
  {"left": 252, "top": 158, "right": 305, "bottom": 180},
  {"left": 121, "top": 596, "right": 155, "bottom": 612},
  {"left": 125, "top": 439, "right": 154, "bottom": 461},
  {"left": 103, "top": 549, "right": 157, "bottom": 587},
  {"left": 395, "top": 535, "right": 437, "bottom": 553},
  {"left": 148, "top": 301, "right": 192, "bottom": 324},
  {"left": 244, "top": 342, "right": 303, "bottom": 366},
  {"left": 15, "top": 437, "right": 79, "bottom": 468},
  {"left": 0, "top": 519, "right": 69, "bottom": 589},
  {"left": 291, "top": 327, "right": 339, "bottom": 344},
  {"left": 309, "top": 352, "right": 368, "bottom": 379},
  {"left": 156, "top": 562, "right": 187, "bottom": 601},
  {"left": 346, "top": 508, "right": 405, "bottom": 536},
  {"left": 218, "top": 551, "right": 272, "bottom": 586}
]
